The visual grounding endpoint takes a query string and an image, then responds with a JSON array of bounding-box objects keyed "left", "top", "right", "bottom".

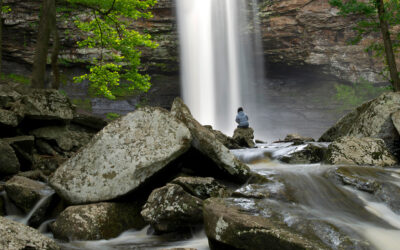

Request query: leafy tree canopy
[{"left": 67, "top": 0, "right": 158, "bottom": 99}]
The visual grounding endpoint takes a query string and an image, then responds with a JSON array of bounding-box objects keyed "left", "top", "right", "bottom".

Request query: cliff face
[
  {"left": 260, "top": 0, "right": 390, "bottom": 83},
  {"left": 1, "top": 0, "right": 396, "bottom": 83},
  {"left": 2, "top": 0, "right": 179, "bottom": 74}
]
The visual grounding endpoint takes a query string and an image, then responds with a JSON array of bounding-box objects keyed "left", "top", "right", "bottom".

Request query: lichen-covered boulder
[
  {"left": 5, "top": 176, "right": 53, "bottom": 213},
  {"left": 203, "top": 198, "right": 328, "bottom": 250},
  {"left": 0, "top": 83, "right": 22, "bottom": 108},
  {"left": 50, "top": 202, "right": 145, "bottom": 241},
  {"left": 279, "top": 143, "right": 327, "bottom": 164},
  {"left": 319, "top": 92, "right": 400, "bottom": 153},
  {"left": 0, "top": 108, "right": 19, "bottom": 127},
  {"left": 170, "top": 176, "right": 227, "bottom": 199},
  {"left": 232, "top": 127, "right": 255, "bottom": 148},
  {"left": 391, "top": 110, "right": 400, "bottom": 137},
  {"left": 0, "top": 216, "right": 60, "bottom": 250},
  {"left": 171, "top": 98, "right": 250, "bottom": 183},
  {"left": 50, "top": 107, "right": 192, "bottom": 204},
  {"left": 11, "top": 89, "right": 74, "bottom": 121},
  {"left": 325, "top": 136, "right": 397, "bottom": 167},
  {"left": 0, "top": 140, "right": 20, "bottom": 175},
  {"left": 141, "top": 184, "right": 203, "bottom": 232},
  {"left": 31, "top": 126, "right": 92, "bottom": 152}
]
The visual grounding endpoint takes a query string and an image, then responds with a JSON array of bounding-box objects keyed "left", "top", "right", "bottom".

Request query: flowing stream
[{"left": 2, "top": 144, "right": 400, "bottom": 249}]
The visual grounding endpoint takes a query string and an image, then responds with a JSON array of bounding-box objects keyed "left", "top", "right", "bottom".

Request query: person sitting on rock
[{"left": 235, "top": 107, "right": 249, "bottom": 128}]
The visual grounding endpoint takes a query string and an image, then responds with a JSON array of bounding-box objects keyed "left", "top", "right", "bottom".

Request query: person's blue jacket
[{"left": 236, "top": 111, "right": 249, "bottom": 128}]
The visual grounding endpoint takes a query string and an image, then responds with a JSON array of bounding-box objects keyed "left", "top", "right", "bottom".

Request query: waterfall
[{"left": 176, "top": 0, "right": 264, "bottom": 136}]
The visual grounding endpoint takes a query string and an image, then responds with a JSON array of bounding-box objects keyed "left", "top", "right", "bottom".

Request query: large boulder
[
  {"left": 319, "top": 92, "right": 400, "bottom": 154},
  {"left": 11, "top": 89, "right": 74, "bottom": 121},
  {"left": 0, "top": 108, "right": 19, "bottom": 127},
  {"left": 50, "top": 107, "right": 192, "bottom": 204},
  {"left": 203, "top": 198, "right": 328, "bottom": 250},
  {"left": 0, "top": 83, "right": 22, "bottom": 108},
  {"left": 280, "top": 133, "right": 315, "bottom": 144},
  {"left": 5, "top": 176, "right": 54, "bottom": 213},
  {"left": 50, "top": 202, "right": 145, "bottom": 241},
  {"left": 0, "top": 216, "right": 60, "bottom": 250},
  {"left": 141, "top": 184, "right": 203, "bottom": 232},
  {"left": 232, "top": 127, "right": 255, "bottom": 148},
  {"left": 0, "top": 140, "right": 20, "bottom": 175},
  {"left": 325, "top": 136, "right": 397, "bottom": 167},
  {"left": 171, "top": 98, "right": 250, "bottom": 183}
]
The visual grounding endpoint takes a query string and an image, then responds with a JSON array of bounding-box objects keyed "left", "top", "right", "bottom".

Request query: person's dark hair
[{"left": 237, "top": 107, "right": 243, "bottom": 112}]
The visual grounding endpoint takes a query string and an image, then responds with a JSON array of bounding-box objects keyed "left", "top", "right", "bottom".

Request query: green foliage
[
  {"left": 1, "top": 5, "right": 11, "bottom": 14},
  {"left": 0, "top": 73, "right": 30, "bottom": 85},
  {"left": 68, "top": 0, "right": 159, "bottom": 100},
  {"left": 334, "top": 78, "right": 391, "bottom": 110},
  {"left": 329, "top": 0, "right": 400, "bottom": 81},
  {"left": 105, "top": 112, "right": 121, "bottom": 120}
]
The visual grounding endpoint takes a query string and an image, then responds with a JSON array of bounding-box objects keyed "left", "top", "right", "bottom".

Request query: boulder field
[{"left": 2, "top": 85, "right": 400, "bottom": 249}]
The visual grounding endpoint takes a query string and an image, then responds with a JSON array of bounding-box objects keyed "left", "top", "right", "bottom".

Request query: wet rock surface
[
  {"left": 232, "top": 127, "right": 255, "bottom": 148},
  {"left": 50, "top": 107, "right": 192, "bottom": 204},
  {"left": 141, "top": 184, "right": 203, "bottom": 232},
  {"left": 204, "top": 125, "right": 242, "bottom": 149},
  {"left": 319, "top": 92, "right": 400, "bottom": 154},
  {"left": 171, "top": 97, "right": 250, "bottom": 183},
  {"left": 327, "top": 166, "right": 400, "bottom": 213},
  {"left": 279, "top": 143, "right": 327, "bottom": 164},
  {"left": 4, "top": 176, "right": 53, "bottom": 215},
  {"left": 170, "top": 176, "right": 227, "bottom": 200},
  {"left": 0, "top": 216, "right": 60, "bottom": 250},
  {"left": 325, "top": 136, "right": 397, "bottom": 167},
  {"left": 50, "top": 202, "right": 145, "bottom": 241}
]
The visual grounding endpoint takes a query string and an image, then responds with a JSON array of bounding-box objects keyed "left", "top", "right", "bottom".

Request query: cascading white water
[{"left": 176, "top": 0, "right": 264, "bottom": 135}]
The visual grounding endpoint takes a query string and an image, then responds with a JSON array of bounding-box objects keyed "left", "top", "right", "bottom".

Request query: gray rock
[
  {"left": 0, "top": 83, "right": 22, "bottom": 108},
  {"left": 319, "top": 92, "right": 400, "bottom": 153},
  {"left": 203, "top": 198, "right": 328, "bottom": 250},
  {"left": 141, "top": 184, "right": 203, "bottom": 232},
  {"left": 5, "top": 176, "right": 53, "bottom": 213},
  {"left": 50, "top": 202, "right": 145, "bottom": 241},
  {"left": 0, "top": 108, "right": 19, "bottom": 127},
  {"left": 232, "top": 127, "right": 255, "bottom": 148},
  {"left": 35, "top": 139, "right": 59, "bottom": 156},
  {"left": 11, "top": 89, "right": 74, "bottom": 121},
  {"left": 3, "top": 136, "right": 35, "bottom": 168},
  {"left": 326, "top": 166, "right": 400, "bottom": 213},
  {"left": 279, "top": 143, "right": 327, "bottom": 164},
  {"left": 325, "top": 136, "right": 397, "bottom": 167},
  {"left": 171, "top": 176, "right": 226, "bottom": 200},
  {"left": 72, "top": 112, "right": 108, "bottom": 131},
  {"left": 32, "top": 154, "right": 66, "bottom": 175},
  {"left": 0, "top": 216, "right": 60, "bottom": 250},
  {"left": 171, "top": 97, "right": 250, "bottom": 183},
  {"left": 204, "top": 125, "right": 242, "bottom": 149},
  {"left": 0, "top": 140, "right": 20, "bottom": 175},
  {"left": 50, "top": 107, "right": 192, "bottom": 204},
  {"left": 31, "top": 126, "right": 92, "bottom": 152},
  {"left": 282, "top": 133, "right": 315, "bottom": 144},
  {"left": 391, "top": 110, "right": 400, "bottom": 136}
]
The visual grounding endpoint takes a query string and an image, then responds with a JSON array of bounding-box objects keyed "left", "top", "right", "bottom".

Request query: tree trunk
[
  {"left": 0, "top": 0, "right": 4, "bottom": 76},
  {"left": 31, "top": 0, "right": 53, "bottom": 89},
  {"left": 376, "top": 0, "right": 400, "bottom": 91},
  {"left": 49, "top": 0, "right": 60, "bottom": 89}
]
